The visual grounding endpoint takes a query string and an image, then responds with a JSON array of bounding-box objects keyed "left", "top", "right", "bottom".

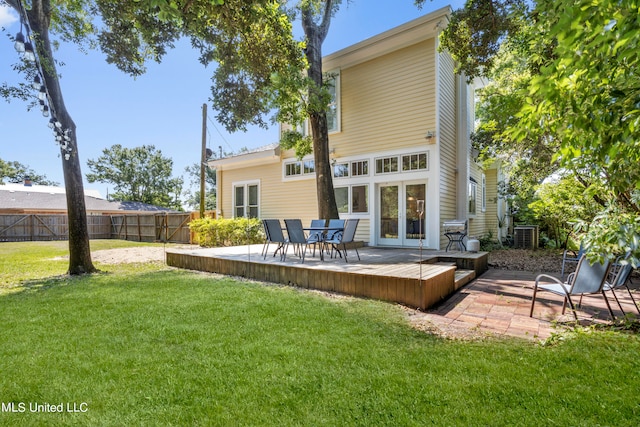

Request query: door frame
[{"left": 376, "top": 180, "right": 427, "bottom": 247}]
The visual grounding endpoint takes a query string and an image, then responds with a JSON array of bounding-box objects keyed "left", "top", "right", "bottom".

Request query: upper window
[
  {"left": 351, "top": 160, "right": 369, "bottom": 176},
  {"left": 333, "top": 162, "right": 349, "bottom": 178},
  {"left": 375, "top": 156, "right": 399, "bottom": 174},
  {"left": 326, "top": 72, "right": 340, "bottom": 133},
  {"left": 333, "top": 159, "right": 369, "bottom": 179},
  {"left": 285, "top": 159, "right": 315, "bottom": 178},
  {"left": 402, "top": 152, "right": 429, "bottom": 171}
]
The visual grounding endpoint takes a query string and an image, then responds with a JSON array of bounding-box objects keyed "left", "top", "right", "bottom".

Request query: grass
[{"left": 1, "top": 241, "right": 640, "bottom": 426}]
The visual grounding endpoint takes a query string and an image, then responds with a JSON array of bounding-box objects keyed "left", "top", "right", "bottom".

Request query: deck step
[
  {"left": 454, "top": 269, "right": 476, "bottom": 290},
  {"left": 436, "top": 261, "right": 457, "bottom": 267}
]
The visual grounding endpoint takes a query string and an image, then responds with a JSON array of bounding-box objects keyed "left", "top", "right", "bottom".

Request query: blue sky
[{"left": 1, "top": 1, "right": 463, "bottom": 199}]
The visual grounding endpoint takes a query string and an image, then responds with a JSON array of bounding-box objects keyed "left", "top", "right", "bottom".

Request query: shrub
[{"left": 189, "top": 217, "right": 264, "bottom": 247}]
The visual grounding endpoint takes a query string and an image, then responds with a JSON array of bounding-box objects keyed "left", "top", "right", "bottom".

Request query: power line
[{"left": 207, "top": 115, "right": 233, "bottom": 153}]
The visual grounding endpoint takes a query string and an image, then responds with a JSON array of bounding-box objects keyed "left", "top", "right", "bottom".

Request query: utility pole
[{"left": 200, "top": 103, "right": 207, "bottom": 218}]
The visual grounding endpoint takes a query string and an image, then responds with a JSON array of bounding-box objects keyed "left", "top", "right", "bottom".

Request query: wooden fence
[{"left": 0, "top": 212, "right": 205, "bottom": 243}]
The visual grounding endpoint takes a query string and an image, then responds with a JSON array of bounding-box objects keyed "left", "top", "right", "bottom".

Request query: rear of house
[{"left": 210, "top": 6, "right": 507, "bottom": 250}]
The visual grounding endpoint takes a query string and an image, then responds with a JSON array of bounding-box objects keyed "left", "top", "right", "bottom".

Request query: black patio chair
[
  {"left": 530, "top": 254, "right": 614, "bottom": 320},
  {"left": 262, "top": 219, "right": 287, "bottom": 260},
  {"left": 324, "top": 218, "right": 360, "bottom": 263},
  {"left": 283, "top": 219, "right": 314, "bottom": 263},
  {"left": 604, "top": 260, "right": 638, "bottom": 316},
  {"left": 307, "top": 219, "right": 326, "bottom": 257}
]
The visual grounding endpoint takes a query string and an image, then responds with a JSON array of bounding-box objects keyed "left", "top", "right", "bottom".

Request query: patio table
[{"left": 303, "top": 225, "right": 343, "bottom": 261}]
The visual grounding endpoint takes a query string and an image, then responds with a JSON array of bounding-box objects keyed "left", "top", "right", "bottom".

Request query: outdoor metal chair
[
  {"left": 530, "top": 254, "right": 614, "bottom": 320},
  {"left": 262, "top": 219, "right": 287, "bottom": 260},
  {"left": 561, "top": 242, "right": 585, "bottom": 279},
  {"left": 307, "top": 219, "right": 326, "bottom": 257},
  {"left": 324, "top": 218, "right": 360, "bottom": 263},
  {"left": 283, "top": 219, "right": 313, "bottom": 263},
  {"left": 604, "top": 260, "right": 638, "bottom": 316}
]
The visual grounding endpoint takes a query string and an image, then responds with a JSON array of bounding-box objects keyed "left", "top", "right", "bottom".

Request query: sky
[{"left": 1, "top": 1, "right": 463, "bottom": 200}]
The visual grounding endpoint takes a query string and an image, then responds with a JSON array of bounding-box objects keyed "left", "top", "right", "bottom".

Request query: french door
[{"left": 378, "top": 181, "right": 426, "bottom": 246}]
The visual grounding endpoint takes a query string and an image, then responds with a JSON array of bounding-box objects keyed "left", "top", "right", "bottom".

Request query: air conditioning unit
[{"left": 514, "top": 226, "right": 539, "bottom": 249}]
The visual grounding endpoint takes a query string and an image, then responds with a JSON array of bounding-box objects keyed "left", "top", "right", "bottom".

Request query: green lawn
[{"left": 1, "top": 241, "right": 639, "bottom": 426}]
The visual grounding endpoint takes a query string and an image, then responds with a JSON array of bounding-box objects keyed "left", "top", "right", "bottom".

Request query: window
[
  {"left": 326, "top": 72, "right": 340, "bottom": 133},
  {"left": 333, "top": 162, "right": 349, "bottom": 178},
  {"left": 304, "top": 160, "right": 315, "bottom": 174},
  {"left": 351, "top": 160, "right": 369, "bottom": 176},
  {"left": 285, "top": 162, "right": 302, "bottom": 177},
  {"left": 468, "top": 179, "right": 477, "bottom": 215},
  {"left": 285, "top": 159, "right": 315, "bottom": 178},
  {"left": 334, "top": 160, "right": 369, "bottom": 179},
  {"left": 481, "top": 173, "right": 486, "bottom": 212},
  {"left": 375, "top": 156, "right": 399, "bottom": 174},
  {"left": 234, "top": 182, "right": 259, "bottom": 218},
  {"left": 335, "top": 187, "right": 349, "bottom": 213},
  {"left": 402, "top": 152, "right": 429, "bottom": 171},
  {"left": 334, "top": 185, "right": 368, "bottom": 214},
  {"left": 351, "top": 185, "right": 368, "bottom": 213}
]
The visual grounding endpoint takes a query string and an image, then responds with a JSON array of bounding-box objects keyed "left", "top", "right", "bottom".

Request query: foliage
[
  {"left": 576, "top": 205, "right": 640, "bottom": 268},
  {"left": 472, "top": 29, "right": 558, "bottom": 206},
  {"left": 86, "top": 144, "right": 183, "bottom": 209},
  {"left": 182, "top": 162, "right": 216, "bottom": 211},
  {"left": 528, "top": 174, "right": 601, "bottom": 248},
  {"left": 0, "top": 158, "right": 59, "bottom": 185},
  {"left": 189, "top": 216, "right": 264, "bottom": 247},
  {"left": 447, "top": 0, "right": 640, "bottom": 264},
  {"left": 417, "top": 0, "right": 528, "bottom": 81},
  {"left": 513, "top": 0, "right": 640, "bottom": 264}
]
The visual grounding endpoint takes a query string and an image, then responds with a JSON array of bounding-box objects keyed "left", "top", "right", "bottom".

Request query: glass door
[
  {"left": 379, "top": 184, "right": 400, "bottom": 245},
  {"left": 405, "top": 183, "right": 426, "bottom": 244},
  {"left": 378, "top": 182, "right": 426, "bottom": 246}
]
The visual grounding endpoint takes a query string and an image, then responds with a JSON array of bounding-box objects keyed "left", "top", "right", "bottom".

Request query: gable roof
[{"left": 323, "top": 6, "right": 450, "bottom": 70}]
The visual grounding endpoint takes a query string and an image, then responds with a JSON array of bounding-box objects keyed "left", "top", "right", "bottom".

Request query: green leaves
[{"left": 86, "top": 144, "right": 183, "bottom": 209}]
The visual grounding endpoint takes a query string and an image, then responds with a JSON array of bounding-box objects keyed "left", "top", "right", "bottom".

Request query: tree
[
  {"left": 438, "top": 0, "right": 640, "bottom": 264},
  {"left": 86, "top": 144, "right": 183, "bottom": 209},
  {"left": 2, "top": 0, "right": 96, "bottom": 274},
  {"left": 183, "top": 162, "right": 216, "bottom": 212},
  {"left": 0, "top": 158, "right": 59, "bottom": 185},
  {"left": 1, "top": 0, "right": 299, "bottom": 273},
  {"left": 528, "top": 174, "right": 601, "bottom": 248},
  {"left": 192, "top": 0, "right": 341, "bottom": 219},
  {"left": 515, "top": 0, "right": 640, "bottom": 264}
]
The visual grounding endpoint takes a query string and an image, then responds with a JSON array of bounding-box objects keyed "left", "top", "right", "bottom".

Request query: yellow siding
[
  {"left": 220, "top": 163, "right": 317, "bottom": 222},
  {"left": 485, "top": 168, "right": 499, "bottom": 238},
  {"left": 329, "top": 39, "right": 437, "bottom": 156}
]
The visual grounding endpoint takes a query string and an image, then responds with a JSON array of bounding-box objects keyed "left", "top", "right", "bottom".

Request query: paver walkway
[{"left": 412, "top": 268, "right": 639, "bottom": 341}]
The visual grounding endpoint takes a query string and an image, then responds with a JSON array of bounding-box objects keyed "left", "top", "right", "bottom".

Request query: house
[
  {"left": 209, "top": 6, "right": 508, "bottom": 250},
  {"left": 0, "top": 182, "right": 177, "bottom": 215}
]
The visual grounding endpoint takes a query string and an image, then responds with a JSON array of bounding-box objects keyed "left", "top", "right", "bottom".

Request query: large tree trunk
[
  {"left": 25, "top": 0, "right": 96, "bottom": 274},
  {"left": 302, "top": 1, "right": 339, "bottom": 220}
]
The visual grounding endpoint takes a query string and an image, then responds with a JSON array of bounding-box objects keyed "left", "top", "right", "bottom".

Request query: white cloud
[{"left": 0, "top": 5, "right": 19, "bottom": 29}]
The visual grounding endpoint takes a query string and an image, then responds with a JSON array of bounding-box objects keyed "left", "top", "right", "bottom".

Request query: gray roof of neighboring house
[{"left": 0, "top": 188, "right": 177, "bottom": 213}]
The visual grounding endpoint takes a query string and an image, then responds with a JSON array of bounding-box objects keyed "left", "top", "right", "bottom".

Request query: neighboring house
[
  {"left": 0, "top": 182, "right": 177, "bottom": 215},
  {"left": 210, "top": 6, "right": 508, "bottom": 250}
]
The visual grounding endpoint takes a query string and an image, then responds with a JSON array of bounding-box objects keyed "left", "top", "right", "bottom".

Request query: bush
[{"left": 189, "top": 217, "right": 264, "bottom": 247}]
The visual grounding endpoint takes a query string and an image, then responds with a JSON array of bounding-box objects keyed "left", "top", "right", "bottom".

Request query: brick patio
[{"left": 416, "top": 268, "right": 639, "bottom": 341}]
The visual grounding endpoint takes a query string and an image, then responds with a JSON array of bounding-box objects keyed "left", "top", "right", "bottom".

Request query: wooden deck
[{"left": 166, "top": 245, "right": 488, "bottom": 310}]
